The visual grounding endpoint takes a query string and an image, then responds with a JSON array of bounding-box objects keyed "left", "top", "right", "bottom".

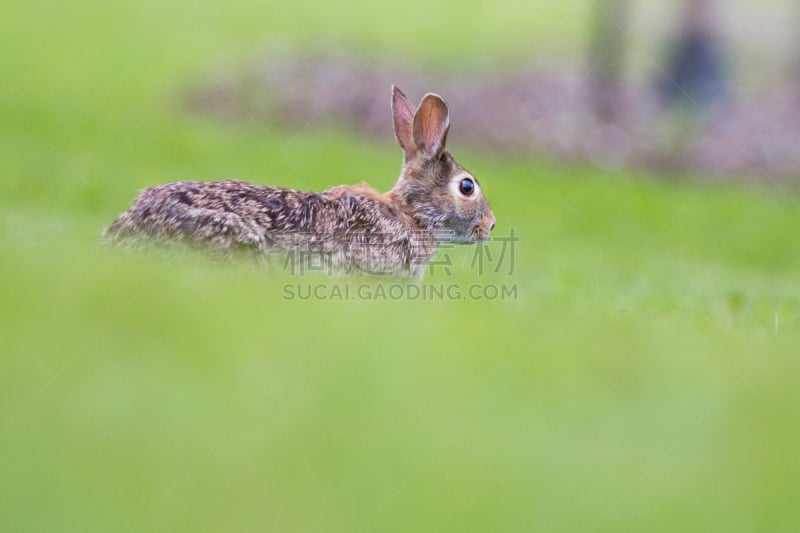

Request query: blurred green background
[{"left": 2, "top": 1, "right": 800, "bottom": 531}]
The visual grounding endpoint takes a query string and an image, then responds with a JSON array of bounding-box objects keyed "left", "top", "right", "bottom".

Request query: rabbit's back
[
  {"left": 102, "top": 180, "right": 433, "bottom": 274},
  {"left": 103, "top": 180, "right": 334, "bottom": 251}
]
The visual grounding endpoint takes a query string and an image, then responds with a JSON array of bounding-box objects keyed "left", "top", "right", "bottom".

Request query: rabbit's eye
[{"left": 459, "top": 178, "right": 475, "bottom": 196}]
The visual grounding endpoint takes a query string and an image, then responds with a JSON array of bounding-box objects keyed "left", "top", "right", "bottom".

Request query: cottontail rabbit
[{"left": 102, "top": 87, "right": 495, "bottom": 277}]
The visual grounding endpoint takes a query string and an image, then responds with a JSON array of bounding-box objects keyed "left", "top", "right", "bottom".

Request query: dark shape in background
[{"left": 659, "top": 0, "right": 727, "bottom": 111}]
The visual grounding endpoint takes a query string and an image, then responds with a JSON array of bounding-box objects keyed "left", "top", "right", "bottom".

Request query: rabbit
[{"left": 102, "top": 86, "right": 496, "bottom": 277}]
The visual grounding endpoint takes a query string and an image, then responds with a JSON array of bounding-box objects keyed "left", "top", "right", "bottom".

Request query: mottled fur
[{"left": 102, "top": 87, "right": 495, "bottom": 277}]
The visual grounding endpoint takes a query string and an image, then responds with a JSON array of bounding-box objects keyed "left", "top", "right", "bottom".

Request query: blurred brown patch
[{"left": 185, "top": 46, "right": 800, "bottom": 181}]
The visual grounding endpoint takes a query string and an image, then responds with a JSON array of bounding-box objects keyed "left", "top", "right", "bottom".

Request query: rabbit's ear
[
  {"left": 413, "top": 93, "right": 450, "bottom": 159},
  {"left": 392, "top": 86, "right": 417, "bottom": 160}
]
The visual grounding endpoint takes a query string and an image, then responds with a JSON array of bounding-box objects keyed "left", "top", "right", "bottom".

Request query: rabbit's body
[
  {"left": 103, "top": 179, "right": 436, "bottom": 276},
  {"left": 103, "top": 87, "right": 495, "bottom": 277}
]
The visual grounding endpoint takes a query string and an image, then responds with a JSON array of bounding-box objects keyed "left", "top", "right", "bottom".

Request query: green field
[{"left": 3, "top": 1, "right": 800, "bottom": 531}]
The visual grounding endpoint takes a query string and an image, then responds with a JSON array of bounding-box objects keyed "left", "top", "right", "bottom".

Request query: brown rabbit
[{"left": 102, "top": 87, "right": 496, "bottom": 277}]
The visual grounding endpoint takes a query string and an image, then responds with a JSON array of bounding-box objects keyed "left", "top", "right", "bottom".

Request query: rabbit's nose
[{"left": 490, "top": 222, "right": 496, "bottom": 231}]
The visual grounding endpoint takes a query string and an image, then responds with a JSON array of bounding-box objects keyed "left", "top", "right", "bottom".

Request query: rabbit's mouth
[{"left": 471, "top": 219, "right": 495, "bottom": 242}]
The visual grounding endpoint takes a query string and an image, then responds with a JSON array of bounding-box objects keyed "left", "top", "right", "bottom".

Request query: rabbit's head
[{"left": 389, "top": 86, "right": 496, "bottom": 244}]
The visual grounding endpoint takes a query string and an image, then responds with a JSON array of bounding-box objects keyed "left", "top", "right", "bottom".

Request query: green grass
[{"left": 2, "top": 1, "right": 800, "bottom": 531}]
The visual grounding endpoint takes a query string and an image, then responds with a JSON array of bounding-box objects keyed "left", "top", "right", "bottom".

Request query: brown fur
[{"left": 102, "top": 87, "right": 495, "bottom": 277}]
